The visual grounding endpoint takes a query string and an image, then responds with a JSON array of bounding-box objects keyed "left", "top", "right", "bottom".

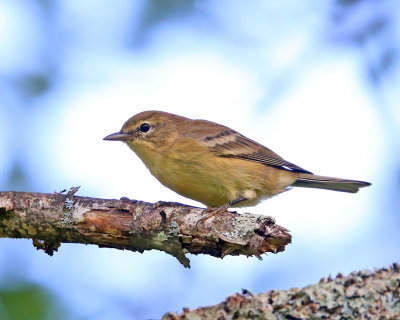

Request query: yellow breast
[{"left": 127, "top": 140, "right": 298, "bottom": 207}]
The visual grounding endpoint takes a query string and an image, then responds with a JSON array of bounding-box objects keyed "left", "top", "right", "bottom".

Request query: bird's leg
[
  {"left": 196, "top": 196, "right": 248, "bottom": 226},
  {"left": 228, "top": 196, "right": 248, "bottom": 206}
]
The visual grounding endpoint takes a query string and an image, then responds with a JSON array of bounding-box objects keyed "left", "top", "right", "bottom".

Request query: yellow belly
[{"left": 130, "top": 143, "right": 298, "bottom": 207}]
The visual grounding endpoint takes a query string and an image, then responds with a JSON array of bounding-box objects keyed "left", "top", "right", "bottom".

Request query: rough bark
[
  {"left": 163, "top": 263, "right": 400, "bottom": 319},
  {"left": 0, "top": 189, "right": 291, "bottom": 268}
]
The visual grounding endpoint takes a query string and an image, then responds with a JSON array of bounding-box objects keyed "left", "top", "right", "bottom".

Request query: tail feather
[{"left": 292, "top": 174, "right": 371, "bottom": 193}]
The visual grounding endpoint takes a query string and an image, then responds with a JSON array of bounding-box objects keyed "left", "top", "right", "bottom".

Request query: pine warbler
[{"left": 104, "top": 110, "right": 370, "bottom": 208}]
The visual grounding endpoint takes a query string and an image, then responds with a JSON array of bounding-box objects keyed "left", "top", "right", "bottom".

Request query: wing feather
[
  {"left": 201, "top": 129, "right": 312, "bottom": 174},
  {"left": 182, "top": 119, "right": 311, "bottom": 174}
]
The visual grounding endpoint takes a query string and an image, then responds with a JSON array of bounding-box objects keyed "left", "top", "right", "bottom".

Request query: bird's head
[{"left": 103, "top": 110, "right": 179, "bottom": 151}]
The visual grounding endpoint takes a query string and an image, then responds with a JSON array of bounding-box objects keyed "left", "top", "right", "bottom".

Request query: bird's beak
[{"left": 103, "top": 131, "right": 134, "bottom": 141}]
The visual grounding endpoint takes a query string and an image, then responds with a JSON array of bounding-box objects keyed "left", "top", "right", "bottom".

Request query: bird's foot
[{"left": 196, "top": 204, "right": 230, "bottom": 227}]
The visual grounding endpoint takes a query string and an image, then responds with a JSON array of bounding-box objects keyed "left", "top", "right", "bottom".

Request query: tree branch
[
  {"left": 163, "top": 263, "right": 400, "bottom": 319},
  {"left": 0, "top": 189, "right": 291, "bottom": 267}
]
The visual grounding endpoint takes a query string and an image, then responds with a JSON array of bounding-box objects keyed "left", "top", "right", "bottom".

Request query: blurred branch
[
  {"left": 0, "top": 189, "right": 291, "bottom": 268},
  {"left": 163, "top": 263, "right": 400, "bottom": 319}
]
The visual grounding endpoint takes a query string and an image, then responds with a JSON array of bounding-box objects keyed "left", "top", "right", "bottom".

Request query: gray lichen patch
[
  {"left": 60, "top": 211, "right": 73, "bottom": 226},
  {"left": 220, "top": 213, "right": 261, "bottom": 245},
  {"left": 64, "top": 197, "right": 74, "bottom": 210},
  {"left": 132, "top": 205, "right": 143, "bottom": 220},
  {"left": 155, "top": 231, "right": 168, "bottom": 242},
  {"left": 168, "top": 220, "right": 180, "bottom": 237},
  {"left": 72, "top": 203, "right": 91, "bottom": 222}
]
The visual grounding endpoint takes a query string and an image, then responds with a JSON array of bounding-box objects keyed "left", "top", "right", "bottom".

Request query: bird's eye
[{"left": 139, "top": 123, "right": 151, "bottom": 133}]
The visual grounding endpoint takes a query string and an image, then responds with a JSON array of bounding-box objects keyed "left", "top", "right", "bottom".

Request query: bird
[{"left": 104, "top": 110, "right": 371, "bottom": 210}]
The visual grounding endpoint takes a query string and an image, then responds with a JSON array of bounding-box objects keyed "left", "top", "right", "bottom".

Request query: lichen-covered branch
[
  {"left": 0, "top": 189, "right": 291, "bottom": 268},
  {"left": 163, "top": 263, "right": 400, "bottom": 319}
]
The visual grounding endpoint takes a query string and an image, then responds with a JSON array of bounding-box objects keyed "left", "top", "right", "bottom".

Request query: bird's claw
[{"left": 195, "top": 204, "right": 229, "bottom": 227}]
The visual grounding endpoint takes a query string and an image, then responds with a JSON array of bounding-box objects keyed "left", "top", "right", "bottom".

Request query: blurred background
[{"left": 0, "top": 0, "right": 399, "bottom": 319}]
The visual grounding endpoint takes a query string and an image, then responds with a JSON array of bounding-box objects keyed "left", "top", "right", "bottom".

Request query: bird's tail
[{"left": 292, "top": 173, "right": 371, "bottom": 193}]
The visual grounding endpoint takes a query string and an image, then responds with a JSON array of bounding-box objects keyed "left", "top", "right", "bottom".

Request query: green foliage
[{"left": 0, "top": 283, "right": 70, "bottom": 320}]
